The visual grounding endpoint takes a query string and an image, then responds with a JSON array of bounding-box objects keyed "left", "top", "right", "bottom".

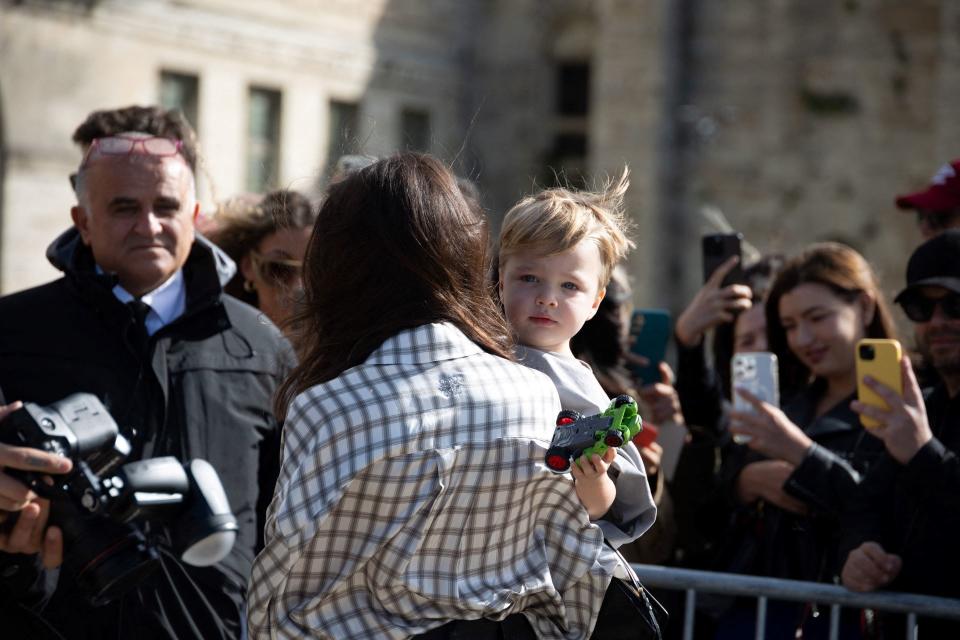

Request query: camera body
[{"left": 0, "top": 393, "right": 238, "bottom": 605}]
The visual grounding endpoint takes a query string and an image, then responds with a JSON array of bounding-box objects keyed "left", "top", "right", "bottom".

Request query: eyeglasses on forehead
[{"left": 80, "top": 135, "right": 183, "bottom": 168}]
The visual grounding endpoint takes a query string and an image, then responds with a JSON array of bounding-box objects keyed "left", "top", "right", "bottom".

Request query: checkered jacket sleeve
[{"left": 247, "top": 324, "right": 618, "bottom": 639}]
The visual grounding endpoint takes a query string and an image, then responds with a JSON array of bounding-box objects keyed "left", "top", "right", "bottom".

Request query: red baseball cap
[{"left": 895, "top": 159, "right": 960, "bottom": 211}]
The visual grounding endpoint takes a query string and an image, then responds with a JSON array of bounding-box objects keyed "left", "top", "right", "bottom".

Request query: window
[
  {"left": 400, "top": 108, "right": 431, "bottom": 152},
  {"left": 542, "top": 61, "right": 591, "bottom": 189},
  {"left": 327, "top": 100, "right": 360, "bottom": 167},
  {"left": 159, "top": 71, "right": 199, "bottom": 132},
  {"left": 247, "top": 87, "right": 282, "bottom": 192},
  {"left": 556, "top": 63, "right": 590, "bottom": 116}
]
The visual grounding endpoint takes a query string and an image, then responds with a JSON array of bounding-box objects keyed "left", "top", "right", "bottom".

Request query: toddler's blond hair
[{"left": 498, "top": 169, "right": 634, "bottom": 287}]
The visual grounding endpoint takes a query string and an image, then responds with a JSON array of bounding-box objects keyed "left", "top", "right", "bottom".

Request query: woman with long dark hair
[
  {"left": 247, "top": 153, "right": 624, "bottom": 640},
  {"left": 719, "top": 242, "right": 897, "bottom": 639}
]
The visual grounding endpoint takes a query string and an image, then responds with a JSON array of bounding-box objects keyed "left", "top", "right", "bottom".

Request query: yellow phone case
[{"left": 855, "top": 339, "right": 903, "bottom": 429}]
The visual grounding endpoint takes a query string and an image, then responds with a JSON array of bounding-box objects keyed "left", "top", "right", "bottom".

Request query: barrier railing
[{"left": 630, "top": 564, "right": 960, "bottom": 640}]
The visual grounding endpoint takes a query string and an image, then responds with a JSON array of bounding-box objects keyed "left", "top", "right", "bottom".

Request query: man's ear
[
  {"left": 71, "top": 206, "right": 92, "bottom": 245},
  {"left": 192, "top": 202, "right": 200, "bottom": 223},
  {"left": 587, "top": 287, "right": 606, "bottom": 320}
]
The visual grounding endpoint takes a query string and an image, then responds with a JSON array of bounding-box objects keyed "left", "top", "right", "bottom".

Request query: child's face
[{"left": 499, "top": 240, "right": 606, "bottom": 356}]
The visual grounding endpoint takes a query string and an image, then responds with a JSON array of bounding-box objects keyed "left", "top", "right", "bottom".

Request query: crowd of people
[{"left": 0, "top": 103, "right": 957, "bottom": 640}]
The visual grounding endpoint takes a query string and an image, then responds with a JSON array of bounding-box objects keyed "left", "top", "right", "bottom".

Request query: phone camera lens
[{"left": 859, "top": 345, "right": 875, "bottom": 360}]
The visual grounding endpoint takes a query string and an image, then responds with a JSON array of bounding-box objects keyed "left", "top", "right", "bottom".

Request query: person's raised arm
[
  {"left": 675, "top": 256, "right": 752, "bottom": 348},
  {"left": 674, "top": 257, "right": 751, "bottom": 433}
]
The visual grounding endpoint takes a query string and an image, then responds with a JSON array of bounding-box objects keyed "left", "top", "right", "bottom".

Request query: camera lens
[
  {"left": 52, "top": 501, "right": 160, "bottom": 606},
  {"left": 859, "top": 344, "right": 875, "bottom": 360}
]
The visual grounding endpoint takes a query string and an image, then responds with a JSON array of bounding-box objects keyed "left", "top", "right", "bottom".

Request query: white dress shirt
[{"left": 107, "top": 269, "right": 186, "bottom": 336}]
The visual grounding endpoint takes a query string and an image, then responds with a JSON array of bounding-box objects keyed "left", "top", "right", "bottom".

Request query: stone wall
[
  {"left": 673, "top": 0, "right": 958, "bottom": 317},
  {"left": 0, "top": 0, "right": 475, "bottom": 292},
  {"left": 1, "top": 0, "right": 957, "bottom": 315}
]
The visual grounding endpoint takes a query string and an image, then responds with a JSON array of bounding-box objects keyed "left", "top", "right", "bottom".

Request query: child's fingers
[
  {"left": 574, "top": 453, "right": 606, "bottom": 476},
  {"left": 582, "top": 454, "right": 600, "bottom": 474},
  {"left": 569, "top": 458, "right": 584, "bottom": 480}
]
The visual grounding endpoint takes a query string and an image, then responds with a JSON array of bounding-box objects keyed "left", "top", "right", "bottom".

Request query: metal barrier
[{"left": 631, "top": 564, "right": 960, "bottom": 640}]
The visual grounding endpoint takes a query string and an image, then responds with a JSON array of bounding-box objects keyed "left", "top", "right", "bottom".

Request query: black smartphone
[{"left": 702, "top": 233, "right": 744, "bottom": 286}]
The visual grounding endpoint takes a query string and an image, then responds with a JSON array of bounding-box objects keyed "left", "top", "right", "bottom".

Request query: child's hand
[
  {"left": 571, "top": 447, "right": 616, "bottom": 480},
  {"left": 571, "top": 448, "right": 617, "bottom": 520}
]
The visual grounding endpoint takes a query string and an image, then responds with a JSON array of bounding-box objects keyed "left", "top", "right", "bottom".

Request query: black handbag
[{"left": 590, "top": 546, "right": 669, "bottom": 640}]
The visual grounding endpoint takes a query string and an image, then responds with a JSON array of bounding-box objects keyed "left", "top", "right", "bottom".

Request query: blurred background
[{"left": 0, "top": 0, "right": 957, "bottom": 316}]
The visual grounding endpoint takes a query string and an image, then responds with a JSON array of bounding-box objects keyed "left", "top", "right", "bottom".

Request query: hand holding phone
[
  {"left": 702, "top": 233, "right": 744, "bottom": 286},
  {"left": 855, "top": 339, "right": 903, "bottom": 429}
]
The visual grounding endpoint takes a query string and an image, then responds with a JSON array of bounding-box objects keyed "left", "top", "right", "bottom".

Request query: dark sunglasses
[
  {"left": 899, "top": 292, "right": 960, "bottom": 322},
  {"left": 250, "top": 251, "right": 302, "bottom": 286}
]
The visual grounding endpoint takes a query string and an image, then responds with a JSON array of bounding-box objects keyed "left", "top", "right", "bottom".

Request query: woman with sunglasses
[
  {"left": 206, "top": 189, "right": 316, "bottom": 337},
  {"left": 716, "top": 243, "right": 898, "bottom": 639}
]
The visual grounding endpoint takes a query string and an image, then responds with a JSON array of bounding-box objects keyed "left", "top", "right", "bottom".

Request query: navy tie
[{"left": 127, "top": 299, "right": 152, "bottom": 352}]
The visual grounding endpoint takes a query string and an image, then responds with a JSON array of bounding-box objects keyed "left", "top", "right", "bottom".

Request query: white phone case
[{"left": 730, "top": 352, "right": 780, "bottom": 443}]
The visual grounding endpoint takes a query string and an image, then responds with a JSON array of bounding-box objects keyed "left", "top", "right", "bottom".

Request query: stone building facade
[{"left": 1, "top": 0, "right": 958, "bottom": 319}]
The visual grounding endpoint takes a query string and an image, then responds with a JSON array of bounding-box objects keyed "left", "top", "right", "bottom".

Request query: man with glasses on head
[
  {"left": 840, "top": 230, "right": 960, "bottom": 635},
  {"left": 0, "top": 106, "right": 292, "bottom": 639},
  {"left": 895, "top": 158, "right": 960, "bottom": 240}
]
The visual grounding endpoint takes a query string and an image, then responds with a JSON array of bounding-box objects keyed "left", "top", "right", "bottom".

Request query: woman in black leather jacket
[{"left": 717, "top": 243, "right": 898, "bottom": 640}]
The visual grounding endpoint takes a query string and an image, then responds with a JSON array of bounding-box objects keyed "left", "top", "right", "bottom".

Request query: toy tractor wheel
[
  {"left": 545, "top": 447, "right": 572, "bottom": 472},
  {"left": 556, "top": 410, "right": 581, "bottom": 426},
  {"left": 604, "top": 430, "right": 625, "bottom": 447},
  {"left": 613, "top": 394, "right": 634, "bottom": 408}
]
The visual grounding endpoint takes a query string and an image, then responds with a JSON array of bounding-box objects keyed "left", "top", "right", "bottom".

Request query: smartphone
[
  {"left": 633, "top": 421, "right": 659, "bottom": 449},
  {"left": 855, "top": 339, "right": 903, "bottom": 429},
  {"left": 730, "top": 352, "right": 780, "bottom": 444},
  {"left": 628, "top": 309, "right": 672, "bottom": 386},
  {"left": 702, "top": 233, "right": 744, "bottom": 286}
]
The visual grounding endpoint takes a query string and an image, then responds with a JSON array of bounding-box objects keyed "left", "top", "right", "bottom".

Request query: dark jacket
[
  {"left": 675, "top": 338, "right": 728, "bottom": 437},
  {"left": 841, "top": 383, "right": 960, "bottom": 635},
  {"left": 718, "top": 382, "right": 885, "bottom": 583},
  {"left": 670, "top": 338, "right": 741, "bottom": 568},
  {"left": 0, "top": 228, "right": 293, "bottom": 639}
]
